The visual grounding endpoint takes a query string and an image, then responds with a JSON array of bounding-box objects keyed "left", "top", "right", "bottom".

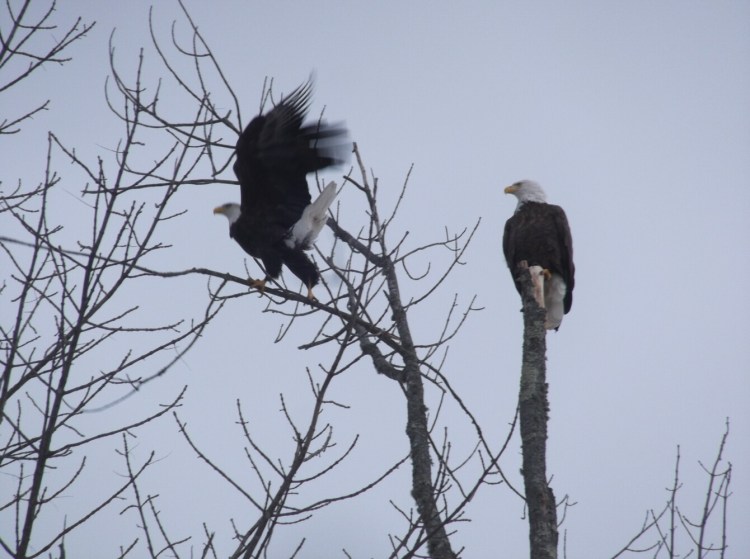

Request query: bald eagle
[
  {"left": 503, "top": 180, "right": 574, "bottom": 330},
  {"left": 214, "top": 79, "right": 347, "bottom": 299}
]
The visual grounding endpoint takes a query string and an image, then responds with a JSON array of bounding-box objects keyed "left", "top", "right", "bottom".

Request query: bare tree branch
[{"left": 0, "top": 0, "right": 94, "bottom": 134}]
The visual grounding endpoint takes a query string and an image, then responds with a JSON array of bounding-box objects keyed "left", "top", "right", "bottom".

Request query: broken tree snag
[
  {"left": 514, "top": 261, "right": 559, "bottom": 559},
  {"left": 527, "top": 264, "right": 546, "bottom": 310}
]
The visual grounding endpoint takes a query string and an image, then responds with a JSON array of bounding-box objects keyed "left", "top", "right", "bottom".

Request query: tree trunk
[{"left": 515, "top": 261, "right": 558, "bottom": 559}]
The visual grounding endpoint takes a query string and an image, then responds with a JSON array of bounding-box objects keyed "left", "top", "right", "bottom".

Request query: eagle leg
[{"left": 306, "top": 284, "right": 317, "bottom": 301}]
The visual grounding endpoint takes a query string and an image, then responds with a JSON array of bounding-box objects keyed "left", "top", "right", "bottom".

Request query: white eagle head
[
  {"left": 504, "top": 180, "right": 548, "bottom": 207},
  {"left": 213, "top": 203, "right": 242, "bottom": 226}
]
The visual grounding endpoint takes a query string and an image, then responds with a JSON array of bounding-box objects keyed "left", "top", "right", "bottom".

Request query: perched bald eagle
[
  {"left": 503, "top": 180, "right": 574, "bottom": 330},
  {"left": 214, "top": 79, "right": 347, "bottom": 299}
]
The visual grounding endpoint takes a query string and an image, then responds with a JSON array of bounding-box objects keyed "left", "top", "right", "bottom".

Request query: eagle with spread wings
[{"left": 214, "top": 79, "right": 348, "bottom": 299}]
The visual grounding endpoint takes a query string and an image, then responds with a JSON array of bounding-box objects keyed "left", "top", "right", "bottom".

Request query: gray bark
[{"left": 515, "top": 261, "right": 558, "bottom": 559}]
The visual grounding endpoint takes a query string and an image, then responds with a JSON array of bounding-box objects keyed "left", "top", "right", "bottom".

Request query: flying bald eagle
[
  {"left": 503, "top": 180, "right": 574, "bottom": 330},
  {"left": 214, "top": 79, "right": 347, "bottom": 299}
]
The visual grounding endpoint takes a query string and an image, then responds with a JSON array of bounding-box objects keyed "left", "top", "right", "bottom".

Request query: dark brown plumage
[
  {"left": 503, "top": 180, "right": 574, "bottom": 329},
  {"left": 214, "top": 79, "right": 347, "bottom": 297}
]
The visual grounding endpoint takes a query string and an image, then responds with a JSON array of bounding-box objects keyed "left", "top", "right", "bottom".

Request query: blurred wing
[{"left": 233, "top": 78, "right": 348, "bottom": 230}]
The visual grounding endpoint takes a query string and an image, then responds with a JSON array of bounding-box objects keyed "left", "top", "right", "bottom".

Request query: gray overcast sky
[{"left": 2, "top": 1, "right": 749, "bottom": 557}]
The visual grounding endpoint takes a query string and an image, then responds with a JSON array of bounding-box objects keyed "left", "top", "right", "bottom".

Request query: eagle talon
[
  {"left": 249, "top": 278, "right": 267, "bottom": 293},
  {"left": 306, "top": 285, "right": 317, "bottom": 301}
]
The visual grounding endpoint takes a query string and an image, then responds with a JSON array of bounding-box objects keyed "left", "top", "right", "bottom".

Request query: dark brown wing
[
  {"left": 502, "top": 217, "right": 516, "bottom": 273},
  {"left": 550, "top": 205, "right": 574, "bottom": 313},
  {"left": 503, "top": 202, "right": 575, "bottom": 313},
  {"left": 233, "top": 79, "right": 347, "bottom": 231}
]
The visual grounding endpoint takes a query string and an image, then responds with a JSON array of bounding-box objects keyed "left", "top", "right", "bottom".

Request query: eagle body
[
  {"left": 214, "top": 80, "right": 347, "bottom": 297},
  {"left": 503, "top": 181, "right": 574, "bottom": 330},
  {"left": 227, "top": 205, "right": 317, "bottom": 287}
]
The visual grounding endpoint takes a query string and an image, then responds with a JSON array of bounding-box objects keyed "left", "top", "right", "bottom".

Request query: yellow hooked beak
[
  {"left": 213, "top": 206, "right": 225, "bottom": 215},
  {"left": 504, "top": 184, "right": 519, "bottom": 194}
]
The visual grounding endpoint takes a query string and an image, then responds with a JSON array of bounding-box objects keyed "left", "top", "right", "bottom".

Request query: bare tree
[
  {"left": 0, "top": 107, "right": 219, "bottom": 558},
  {"left": 510, "top": 266, "right": 733, "bottom": 559},
  {"left": 0, "top": 6, "right": 221, "bottom": 556},
  {"left": 610, "top": 420, "right": 732, "bottom": 559},
  {"left": 0, "top": 3, "right": 735, "bottom": 559},
  {"left": 0, "top": 0, "right": 94, "bottom": 135},
  {"left": 94, "top": 3, "right": 514, "bottom": 556},
  {"left": 2, "top": 3, "right": 509, "bottom": 557}
]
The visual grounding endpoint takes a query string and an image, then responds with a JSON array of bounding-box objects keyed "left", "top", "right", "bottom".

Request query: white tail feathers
[
  {"left": 286, "top": 181, "right": 338, "bottom": 250},
  {"left": 544, "top": 274, "right": 567, "bottom": 330},
  {"left": 528, "top": 265, "right": 567, "bottom": 331}
]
